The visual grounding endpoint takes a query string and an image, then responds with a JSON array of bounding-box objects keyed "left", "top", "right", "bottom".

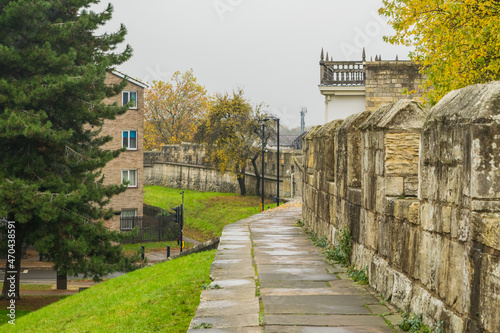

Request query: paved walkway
[{"left": 188, "top": 200, "right": 402, "bottom": 332}]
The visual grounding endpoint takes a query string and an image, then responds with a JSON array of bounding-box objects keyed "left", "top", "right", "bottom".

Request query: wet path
[{"left": 188, "top": 201, "right": 400, "bottom": 332}]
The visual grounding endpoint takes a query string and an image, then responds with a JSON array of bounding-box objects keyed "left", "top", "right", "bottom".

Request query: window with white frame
[
  {"left": 122, "top": 91, "right": 137, "bottom": 109},
  {"left": 122, "top": 130, "right": 137, "bottom": 150},
  {"left": 122, "top": 169, "right": 137, "bottom": 187}
]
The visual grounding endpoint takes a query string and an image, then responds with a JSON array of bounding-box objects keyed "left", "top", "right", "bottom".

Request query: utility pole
[{"left": 300, "top": 107, "right": 307, "bottom": 134}]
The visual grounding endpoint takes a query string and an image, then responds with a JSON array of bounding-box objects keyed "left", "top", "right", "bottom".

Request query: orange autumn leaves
[{"left": 144, "top": 70, "right": 210, "bottom": 150}]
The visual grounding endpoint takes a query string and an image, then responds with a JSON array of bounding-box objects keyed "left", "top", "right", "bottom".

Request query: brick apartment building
[{"left": 100, "top": 71, "right": 148, "bottom": 231}]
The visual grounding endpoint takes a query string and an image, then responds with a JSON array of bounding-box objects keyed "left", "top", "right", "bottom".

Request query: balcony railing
[{"left": 320, "top": 61, "right": 365, "bottom": 86}]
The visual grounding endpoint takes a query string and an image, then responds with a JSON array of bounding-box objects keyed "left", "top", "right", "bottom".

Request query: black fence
[{"left": 120, "top": 204, "right": 183, "bottom": 244}]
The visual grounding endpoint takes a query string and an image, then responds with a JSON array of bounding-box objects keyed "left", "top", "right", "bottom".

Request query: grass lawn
[
  {"left": 1, "top": 250, "right": 216, "bottom": 332},
  {"left": 144, "top": 186, "right": 276, "bottom": 242}
]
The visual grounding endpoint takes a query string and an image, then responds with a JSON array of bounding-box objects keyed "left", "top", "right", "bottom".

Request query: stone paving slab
[
  {"left": 195, "top": 297, "right": 259, "bottom": 317},
  {"left": 264, "top": 314, "right": 390, "bottom": 327},
  {"left": 258, "top": 273, "right": 338, "bottom": 282},
  {"left": 260, "top": 287, "right": 361, "bottom": 296},
  {"left": 257, "top": 264, "right": 330, "bottom": 275},
  {"left": 260, "top": 280, "right": 331, "bottom": 289},
  {"left": 262, "top": 296, "right": 371, "bottom": 315},
  {"left": 201, "top": 287, "right": 256, "bottom": 301},
  {"left": 188, "top": 328, "right": 261, "bottom": 333},
  {"left": 189, "top": 313, "right": 259, "bottom": 329},
  {"left": 264, "top": 326, "right": 394, "bottom": 333}
]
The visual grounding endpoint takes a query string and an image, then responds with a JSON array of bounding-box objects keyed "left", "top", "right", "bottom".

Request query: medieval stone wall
[
  {"left": 302, "top": 82, "right": 500, "bottom": 333},
  {"left": 144, "top": 143, "right": 303, "bottom": 198}
]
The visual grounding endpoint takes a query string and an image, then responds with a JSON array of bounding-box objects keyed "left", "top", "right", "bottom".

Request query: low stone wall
[
  {"left": 144, "top": 143, "right": 303, "bottom": 198},
  {"left": 302, "top": 82, "right": 500, "bottom": 333}
]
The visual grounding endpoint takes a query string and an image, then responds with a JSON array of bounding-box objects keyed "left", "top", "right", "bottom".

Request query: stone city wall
[
  {"left": 144, "top": 143, "right": 303, "bottom": 198},
  {"left": 302, "top": 82, "right": 500, "bottom": 333}
]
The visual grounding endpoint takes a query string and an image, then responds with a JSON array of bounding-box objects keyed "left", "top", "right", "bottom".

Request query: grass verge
[
  {"left": 1, "top": 250, "right": 216, "bottom": 332},
  {"left": 144, "top": 186, "right": 276, "bottom": 241}
]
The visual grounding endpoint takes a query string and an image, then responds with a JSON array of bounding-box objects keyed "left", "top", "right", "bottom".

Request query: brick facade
[{"left": 100, "top": 72, "right": 146, "bottom": 231}]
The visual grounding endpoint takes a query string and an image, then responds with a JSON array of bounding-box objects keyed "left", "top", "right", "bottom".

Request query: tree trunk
[
  {"left": 1, "top": 215, "right": 24, "bottom": 300},
  {"left": 251, "top": 153, "right": 260, "bottom": 196},
  {"left": 237, "top": 169, "right": 247, "bottom": 196}
]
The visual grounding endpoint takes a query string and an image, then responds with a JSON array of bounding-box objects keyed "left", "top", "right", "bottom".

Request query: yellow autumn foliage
[
  {"left": 144, "top": 70, "right": 210, "bottom": 150},
  {"left": 380, "top": 0, "right": 500, "bottom": 105}
]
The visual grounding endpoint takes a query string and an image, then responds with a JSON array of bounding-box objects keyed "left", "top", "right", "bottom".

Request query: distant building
[
  {"left": 267, "top": 134, "right": 305, "bottom": 150},
  {"left": 268, "top": 135, "right": 301, "bottom": 150},
  {"left": 319, "top": 48, "right": 425, "bottom": 123},
  {"left": 100, "top": 71, "right": 148, "bottom": 231}
]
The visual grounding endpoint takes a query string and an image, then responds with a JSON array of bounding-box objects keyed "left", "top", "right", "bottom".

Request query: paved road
[
  {"left": 188, "top": 201, "right": 402, "bottom": 332},
  {"left": 0, "top": 270, "right": 125, "bottom": 284}
]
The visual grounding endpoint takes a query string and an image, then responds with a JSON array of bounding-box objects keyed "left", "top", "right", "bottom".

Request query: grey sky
[{"left": 97, "top": 0, "right": 411, "bottom": 127}]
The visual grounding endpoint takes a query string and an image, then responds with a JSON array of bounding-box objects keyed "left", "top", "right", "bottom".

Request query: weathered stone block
[
  {"left": 442, "top": 205, "right": 452, "bottom": 234},
  {"left": 369, "top": 257, "right": 394, "bottom": 300},
  {"left": 385, "top": 177, "right": 404, "bottom": 196},
  {"left": 364, "top": 210, "right": 377, "bottom": 251},
  {"left": 376, "top": 176, "right": 385, "bottom": 213},
  {"left": 420, "top": 202, "right": 436, "bottom": 232},
  {"left": 391, "top": 271, "right": 413, "bottom": 311},
  {"left": 472, "top": 211, "right": 500, "bottom": 251},
  {"left": 443, "top": 241, "right": 470, "bottom": 314},
  {"left": 418, "top": 231, "right": 445, "bottom": 292},
  {"left": 479, "top": 252, "right": 500, "bottom": 332},
  {"left": 410, "top": 285, "right": 465, "bottom": 333},
  {"left": 471, "top": 126, "right": 500, "bottom": 199},
  {"left": 404, "top": 176, "right": 419, "bottom": 197},
  {"left": 378, "top": 215, "right": 392, "bottom": 259}
]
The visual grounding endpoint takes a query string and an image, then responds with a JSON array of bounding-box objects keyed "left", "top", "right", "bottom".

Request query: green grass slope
[
  {"left": 144, "top": 186, "right": 275, "bottom": 241},
  {"left": 3, "top": 250, "right": 215, "bottom": 333}
]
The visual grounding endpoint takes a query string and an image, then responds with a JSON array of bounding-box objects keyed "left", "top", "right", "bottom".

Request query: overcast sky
[{"left": 96, "top": 0, "right": 411, "bottom": 127}]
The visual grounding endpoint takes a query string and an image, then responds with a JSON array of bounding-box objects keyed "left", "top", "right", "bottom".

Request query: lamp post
[
  {"left": 180, "top": 191, "right": 184, "bottom": 251},
  {"left": 276, "top": 118, "right": 280, "bottom": 207},
  {"left": 262, "top": 117, "right": 280, "bottom": 207},
  {"left": 261, "top": 122, "right": 265, "bottom": 212}
]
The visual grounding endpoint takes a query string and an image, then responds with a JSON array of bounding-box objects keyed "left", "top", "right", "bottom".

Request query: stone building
[
  {"left": 100, "top": 71, "right": 148, "bottom": 231},
  {"left": 319, "top": 48, "right": 425, "bottom": 122}
]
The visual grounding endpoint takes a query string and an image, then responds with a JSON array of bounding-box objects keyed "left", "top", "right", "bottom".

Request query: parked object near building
[{"left": 101, "top": 71, "right": 148, "bottom": 231}]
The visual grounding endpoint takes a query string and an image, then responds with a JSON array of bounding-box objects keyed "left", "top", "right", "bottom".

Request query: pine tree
[{"left": 0, "top": 1, "right": 137, "bottom": 299}]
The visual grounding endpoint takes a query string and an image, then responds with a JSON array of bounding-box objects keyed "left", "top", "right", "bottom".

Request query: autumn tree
[
  {"left": 380, "top": 0, "right": 500, "bottom": 104},
  {"left": 0, "top": 1, "right": 137, "bottom": 299},
  {"left": 144, "top": 70, "right": 209, "bottom": 150},
  {"left": 196, "top": 90, "right": 275, "bottom": 196}
]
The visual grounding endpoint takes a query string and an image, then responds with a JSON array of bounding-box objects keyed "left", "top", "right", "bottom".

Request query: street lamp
[
  {"left": 262, "top": 117, "right": 280, "bottom": 207},
  {"left": 261, "top": 122, "right": 265, "bottom": 211}
]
